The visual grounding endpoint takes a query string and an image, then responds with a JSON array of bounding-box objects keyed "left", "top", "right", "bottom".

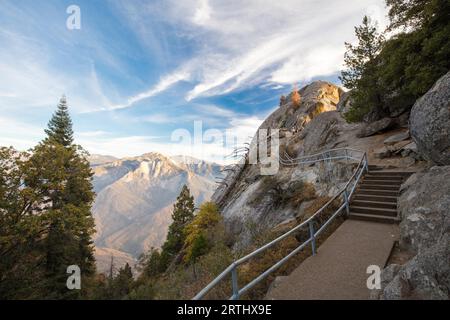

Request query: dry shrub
[
  {"left": 238, "top": 233, "right": 303, "bottom": 300},
  {"left": 284, "top": 135, "right": 302, "bottom": 158},
  {"left": 291, "top": 88, "right": 302, "bottom": 109},
  {"left": 290, "top": 182, "right": 317, "bottom": 207},
  {"left": 247, "top": 176, "right": 282, "bottom": 207},
  {"left": 299, "top": 196, "right": 331, "bottom": 223},
  {"left": 152, "top": 242, "right": 234, "bottom": 300},
  {"left": 249, "top": 178, "right": 317, "bottom": 211}
]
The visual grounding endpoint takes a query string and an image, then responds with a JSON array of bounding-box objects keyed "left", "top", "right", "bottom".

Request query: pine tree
[
  {"left": 386, "top": 0, "right": 449, "bottom": 31},
  {"left": 341, "top": 16, "right": 384, "bottom": 90},
  {"left": 26, "top": 96, "right": 96, "bottom": 299},
  {"left": 340, "top": 16, "right": 385, "bottom": 121},
  {"left": 108, "top": 263, "right": 133, "bottom": 299},
  {"left": 139, "top": 248, "right": 165, "bottom": 279},
  {"left": 160, "top": 185, "right": 195, "bottom": 269},
  {"left": 0, "top": 96, "right": 96, "bottom": 299},
  {"left": 0, "top": 147, "right": 49, "bottom": 299},
  {"left": 44, "top": 95, "right": 74, "bottom": 147}
]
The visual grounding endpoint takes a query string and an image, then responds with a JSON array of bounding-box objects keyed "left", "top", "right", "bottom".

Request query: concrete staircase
[{"left": 348, "top": 165, "right": 414, "bottom": 224}]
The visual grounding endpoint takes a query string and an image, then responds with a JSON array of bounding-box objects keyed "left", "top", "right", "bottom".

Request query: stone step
[
  {"left": 357, "top": 189, "right": 399, "bottom": 197},
  {"left": 351, "top": 200, "right": 397, "bottom": 209},
  {"left": 353, "top": 194, "right": 398, "bottom": 203},
  {"left": 368, "top": 165, "right": 386, "bottom": 171},
  {"left": 348, "top": 212, "right": 399, "bottom": 224},
  {"left": 362, "top": 179, "right": 403, "bottom": 186},
  {"left": 358, "top": 184, "right": 400, "bottom": 191},
  {"left": 367, "top": 171, "right": 414, "bottom": 177},
  {"left": 364, "top": 175, "right": 404, "bottom": 181},
  {"left": 349, "top": 205, "right": 397, "bottom": 217}
]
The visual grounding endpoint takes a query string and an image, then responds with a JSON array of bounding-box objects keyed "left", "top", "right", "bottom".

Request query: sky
[{"left": 0, "top": 0, "right": 388, "bottom": 163}]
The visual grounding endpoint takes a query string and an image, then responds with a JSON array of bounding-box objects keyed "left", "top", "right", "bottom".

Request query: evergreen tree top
[
  {"left": 45, "top": 95, "right": 74, "bottom": 147},
  {"left": 172, "top": 185, "right": 195, "bottom": 224}
]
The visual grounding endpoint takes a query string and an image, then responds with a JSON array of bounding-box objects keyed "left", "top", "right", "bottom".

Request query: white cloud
[
  {"left": 270, "top": 45, "right": 346, "bottom": 84},
  {"left": 192, "top": 0, "right": 212, "bottom": 26},
  {"left": 141, "top": 104, "right": 238, "bottom": 125},
  {"left": 151, "top": 0, "right": 388, "bottom": 100},
  {"left": 94, "top": 0, "right": 388, "bottom": 105},
  {"left": 101, "top": 70, "right": 190, "bottom": 112}
]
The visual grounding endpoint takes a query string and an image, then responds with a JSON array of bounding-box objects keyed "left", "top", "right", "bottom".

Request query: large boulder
[
  {"left": 356, "top": 117, "right": 396, "bottom": 138},
  {"left": 398, "top": 167, "right": 450, "bottom": 253},
  {"left": 410, "top": 71, "right": 450, "bottom": 165},
  {"left": 377, "top": 166, "right": 450, "bottom": 299},
  {"left": 383, "top": 131, "right": 410, "bottom": 146},
  {"left": 298, "top": 111, "right": 344, "bottom": 155}
]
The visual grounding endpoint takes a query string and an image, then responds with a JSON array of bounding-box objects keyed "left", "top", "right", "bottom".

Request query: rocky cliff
[
  {"left": 212, "top": 74, "right": 449, "bottom": 300},
  {"left": 373, "top": 72, "right": 450, "bottom": 300},
  {"left": 213, "top": 81, "right": 422, "bottom": 248}
]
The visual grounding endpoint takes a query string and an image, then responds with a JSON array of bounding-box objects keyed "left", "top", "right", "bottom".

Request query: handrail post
[
  {"left": 345, "top": 149, "right": 349, "bottom": 163},
  {"left": 364, "top": 153, "right": 369, "bottom": 173},
  {"left": 308, "top": 221, "right": 316, "bottom": 255},
  {"left": 343, "top": 189, "right": 350, "bottom": 217},
  {"left": 231, "top": 265, "right": 239, "bottom": 300}
]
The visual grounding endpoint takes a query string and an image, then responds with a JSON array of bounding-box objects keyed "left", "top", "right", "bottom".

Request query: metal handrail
[{"left": 193, "top": 148, "right": 368, "bottom": 300}]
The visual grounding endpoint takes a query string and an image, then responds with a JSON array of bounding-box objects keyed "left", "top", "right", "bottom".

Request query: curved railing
[
  {"left": 280, "top": 147, "right": 364, "bottom": 166},
  {"left": 193, "top": 148, "right": 368, "bottom": 300}
]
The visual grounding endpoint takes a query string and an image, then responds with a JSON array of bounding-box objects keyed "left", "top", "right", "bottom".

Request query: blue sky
[{"left": 0, "top": 0, "right": 388, "bottom": 163}]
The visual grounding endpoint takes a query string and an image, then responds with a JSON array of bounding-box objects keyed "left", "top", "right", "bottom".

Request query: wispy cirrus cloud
[
  {"left": 92, "top": 70, "right": 191, "bottom": 112},
  {"left": 112, "top": 0, "right": 388, "bottom": 103}
]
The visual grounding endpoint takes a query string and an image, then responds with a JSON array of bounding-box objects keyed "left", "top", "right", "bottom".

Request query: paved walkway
[{"left": 265, "top": 220, "right": 399, "bottom": 300}]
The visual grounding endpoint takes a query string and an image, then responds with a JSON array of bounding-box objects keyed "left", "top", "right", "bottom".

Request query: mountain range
[{"left": 89, "top": 152, "right": 223, "bottom": 273}]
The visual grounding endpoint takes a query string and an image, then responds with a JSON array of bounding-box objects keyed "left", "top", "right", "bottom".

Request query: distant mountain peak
[{"left": 91, "top": 151, "right": 224, "bottom": 262}]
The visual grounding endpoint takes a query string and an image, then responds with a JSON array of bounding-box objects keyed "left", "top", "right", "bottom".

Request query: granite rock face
[
  {"left": 377, "top": 166, "right": 450, "bottom": 300},
  {"left": 410, "top": 71, "right": 450, "bottom": 165},
  {"left": 211, "top": 82, "right": 355, "bottom": 247}
]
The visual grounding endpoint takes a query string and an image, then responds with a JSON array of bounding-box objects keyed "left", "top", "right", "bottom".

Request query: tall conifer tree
[
  {"left": 45, "top": 95, "right": 74, "bottom": 146},
  {"left": 340, "top": 16, "right": 385, "bottom": 121},
  {"left": 160, "top": 185, "right": 195, "bottom": 268},
  {"left": 26, "top": 95, "right": 96, "bottom": 299}
]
